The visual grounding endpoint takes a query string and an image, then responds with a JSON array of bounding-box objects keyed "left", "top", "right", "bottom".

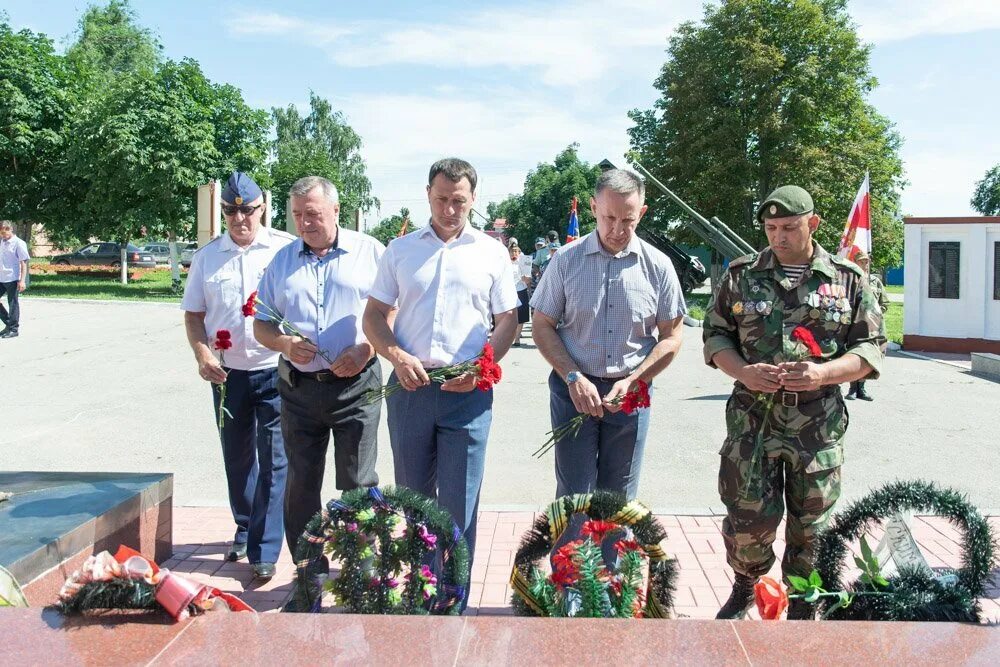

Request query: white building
[{"left": 903, "top": 216, "right": 1000, "bottom": 353}]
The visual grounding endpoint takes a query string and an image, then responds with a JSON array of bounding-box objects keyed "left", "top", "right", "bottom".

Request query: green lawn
[
  {"left": 884, "top": 284, "right": 903, "bottom": 294},
  {"left": 24, "top": 268, "right": 186, "bottom": 302},
  {"left": 884, "top": 302, "right": 902, "bottom": 345},
  {"left": 686, "top": 293, "right": 710, "bottom": 321}
]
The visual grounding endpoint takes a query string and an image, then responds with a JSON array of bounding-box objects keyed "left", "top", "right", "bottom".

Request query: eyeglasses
[{"left": 221, "top": 203, "right": 264, "bottom": 216}]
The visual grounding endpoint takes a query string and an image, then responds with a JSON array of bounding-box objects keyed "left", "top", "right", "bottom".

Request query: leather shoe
[
  {"left": 252, "top": 562, "right": 276, "bottom": 580},
  {"left": 226, "top": 542, "right": 247, "bottom": 562},
  {"left": 0, "top": 329, "right": 18, "bottom": 338}
]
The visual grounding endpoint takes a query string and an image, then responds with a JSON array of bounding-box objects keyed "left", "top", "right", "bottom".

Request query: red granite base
[
  {"left": 20, "top": 497, "right": 172, "bottom": 607},
  {"left": 1, "top": 609, "right": 997, "bottom": 666}
]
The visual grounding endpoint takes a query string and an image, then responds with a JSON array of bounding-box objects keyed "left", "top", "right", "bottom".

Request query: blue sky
[{"left": 6, "top": 0, "right": 1000, "bottom": 230}]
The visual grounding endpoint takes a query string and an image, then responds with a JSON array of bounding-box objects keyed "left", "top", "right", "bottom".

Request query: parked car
[
  {"left": 138, "top": 243, "right": 172, "bottom": 264},
  {"left": 179, "top": 242, "right": 198, "bottom": 268},
  {"left": 50, "top": 242, "right": 157, "bottom": 269}
]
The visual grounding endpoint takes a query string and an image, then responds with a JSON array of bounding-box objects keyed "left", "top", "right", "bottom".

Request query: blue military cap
[{"left": 221, "top": 172, "right": 263, "bottom": 205}]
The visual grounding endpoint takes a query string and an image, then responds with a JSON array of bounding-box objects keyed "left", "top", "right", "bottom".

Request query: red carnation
[
  {"left": 791, "top": 326, "right": 822, "bottom": 358},
  {"left": 242, "top": 291, "right": 258, "bottom": 317},
  {"left": 581, "top": 519, "right": 619, "bottom": 543},
  {"left": 614, "top": 539, "right": 644, "bottom": 556},
  {"left": 213, "top": 329, "right": 233, "bottom": 351}
]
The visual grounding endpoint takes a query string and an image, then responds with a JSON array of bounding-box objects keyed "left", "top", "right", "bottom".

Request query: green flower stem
[
  {"left": 363, "top": 357, "right": 481, "bottom": 405},
  {"left": 254, "top": 297, "right": 334, "bottom": 365},
  {"left": 739, "top": 393, "right": 775, "bottom": 501}
]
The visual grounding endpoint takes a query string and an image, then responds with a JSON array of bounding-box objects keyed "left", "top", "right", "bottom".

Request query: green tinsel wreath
[
  {"left": 509, "top": 490, "right": 678, "bottom": 618},
  {"left": 56, "top": 577, "right": 159, "bottom": 614},
  {"left": 289, "top": 486, "right": 470, "bottom": 615},
  {"left": 813, "top": 480, "right": 997, "bottom": 622}
]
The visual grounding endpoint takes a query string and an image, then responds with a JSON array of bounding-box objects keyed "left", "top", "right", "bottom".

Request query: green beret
[{"left": 756, "top": 185, "right": 814, "bottom": 222}]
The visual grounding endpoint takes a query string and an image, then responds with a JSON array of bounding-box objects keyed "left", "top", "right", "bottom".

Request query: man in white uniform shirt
[
  {"left": 254, "top": 176, "right": 386, "bottom": 571},
  {"left": 364, "top": 159, "right": 518, "bottom": 604},
  {"left": 182, "top": 172, "right": 296, "bottom": 580}
]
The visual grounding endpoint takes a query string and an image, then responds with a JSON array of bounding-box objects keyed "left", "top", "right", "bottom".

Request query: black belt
[
  {"left": 281, "top": 357, "right": 376, "bottom": 383},
  {"left": 586, "top": 373, "right": 629, "bottom": 384},
  {"left": 735, "top": 383, "right": 836, "bottom": 407}
]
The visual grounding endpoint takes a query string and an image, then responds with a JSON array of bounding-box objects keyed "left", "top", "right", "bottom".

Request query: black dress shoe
[
  {"left": 226, "top": 542, "right": 247, "bottom": 561},
  {"left": 0, "top": 329, "right": 18, "bottom": 338},
  {"left": 252, "top": 562, "right": 276, "bottom": 579}
]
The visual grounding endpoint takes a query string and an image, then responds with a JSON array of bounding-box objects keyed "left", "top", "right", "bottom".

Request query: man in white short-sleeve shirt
[
  {"left": 0, "top": 221, "right": 30, "bottom": 339},
  {"left": 181, "top": 172, "right": 296, "bottom": 580},
  {"left": 364, "top": 159, "right": 518, "bottom": 607}
]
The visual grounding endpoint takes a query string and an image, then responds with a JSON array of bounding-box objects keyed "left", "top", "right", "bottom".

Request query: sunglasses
[{"left": 221, "top": 203, "right": 264, "bottom": 216}]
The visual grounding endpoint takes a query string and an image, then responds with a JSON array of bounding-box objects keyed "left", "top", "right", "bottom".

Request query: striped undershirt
[{"left": 781, "top": 263, "right": 809, "bottom": 285}]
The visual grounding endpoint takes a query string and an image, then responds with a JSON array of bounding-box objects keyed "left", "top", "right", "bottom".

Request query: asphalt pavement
[{"left": 3, "top": 297, "right": 997, "bottom": 512}]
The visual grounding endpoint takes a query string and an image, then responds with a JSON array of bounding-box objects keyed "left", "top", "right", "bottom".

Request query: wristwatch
[{"left": 565, "top": 371, "right": 583, "bottom": 385}]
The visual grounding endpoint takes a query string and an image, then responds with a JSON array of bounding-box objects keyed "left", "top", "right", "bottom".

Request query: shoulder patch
[{"left": 727, "top": 252, "right": 758, "bottom": 269}]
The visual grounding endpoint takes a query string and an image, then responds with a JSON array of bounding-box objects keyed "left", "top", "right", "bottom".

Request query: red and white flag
[{"left": 838, "top": 172, "right": 871, "bottom": 260}]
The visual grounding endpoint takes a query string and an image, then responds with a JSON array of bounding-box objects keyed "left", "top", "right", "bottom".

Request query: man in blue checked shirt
[
  {"left": 531, "top": 169, "right": 686, "bottom": 500},
  {"left": 253, "top": 175, "right": 386, "bottom": 572}
]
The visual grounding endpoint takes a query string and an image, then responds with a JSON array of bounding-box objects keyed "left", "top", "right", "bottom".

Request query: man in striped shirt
[{"left": 530, "top": 169, "right": 686, "bottom": 500}]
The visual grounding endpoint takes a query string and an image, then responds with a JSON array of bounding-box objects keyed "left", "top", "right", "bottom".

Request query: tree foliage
[
  {"left": 486, "top": 144, "right": 601, "bottom": 247},
  {"left": 270, "top": 93, "right": 377, "bottom": 222},
  {"left": 0, "top": 20, "right": 75, "bottom": 227},
  {"left": 65, "top": 0, "right": 160, "bottom": 88},
  {"left": 628, "top": 0, "right": 906, "bottom": 269},
  {"left": 367, "top": 207, "right": 410, "bottom": 246},
  {"left": 971, "top": 165, "right": 1000, "bottom": 216},
  {"left": 59, "top": 59, "right": 222, "bottom": 246}
]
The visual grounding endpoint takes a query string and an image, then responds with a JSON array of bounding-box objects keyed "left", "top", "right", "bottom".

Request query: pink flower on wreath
[
  {"left": 419, "top": 564, "right": 437, "bottom": 586},
  {"left": 417, "top": 524, "right": 437, "bottom": 549},
  {"left": 346, "top": 522, "right": 358, "bottom": 533}
]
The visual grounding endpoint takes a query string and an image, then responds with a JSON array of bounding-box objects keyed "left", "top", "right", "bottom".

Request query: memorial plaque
[{"left": 928, "top": 241, "right": 960, "bottom": 299}]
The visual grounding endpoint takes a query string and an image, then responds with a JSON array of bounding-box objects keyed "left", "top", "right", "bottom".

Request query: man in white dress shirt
[
  {"left": 182, "top": 172, "right": 296, "bottom": 579},
  {"left": 364, "top": 159, "right": 518, "bottom": 604}
]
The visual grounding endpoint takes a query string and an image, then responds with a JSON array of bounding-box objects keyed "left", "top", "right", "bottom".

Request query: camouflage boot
[
  {"left": 786, "top": 598, "right": 814, "bottom": 620},
  {"left": 715, "top": 573, "right": 757, "bottom": 619}
]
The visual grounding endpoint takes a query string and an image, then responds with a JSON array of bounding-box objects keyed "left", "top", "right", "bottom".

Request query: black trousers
[
  {"left": 0, "top": 281, "right": 19, "bottom": 332},
  {"left": 277, "top": 357, "right": 382, "bottom": 556}
]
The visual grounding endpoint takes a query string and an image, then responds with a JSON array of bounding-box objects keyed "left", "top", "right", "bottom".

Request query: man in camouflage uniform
[
  {"left": 846, "top": 250, "right": 889, "bottom": 401},
  {"left": 702, "top": 185, "right": 886, "bottom": 619}
]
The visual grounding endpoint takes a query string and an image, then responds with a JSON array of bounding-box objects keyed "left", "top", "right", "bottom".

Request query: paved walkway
[{"left": 167, "top": 507, "right": 1000, "bottom": 622}]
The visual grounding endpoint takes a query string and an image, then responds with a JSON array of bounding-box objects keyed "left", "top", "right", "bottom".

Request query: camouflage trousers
[{"left": 718, "top": 386, "right": 847, "bottom": 580}]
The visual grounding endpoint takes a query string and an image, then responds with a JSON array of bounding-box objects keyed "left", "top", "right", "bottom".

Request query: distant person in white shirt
[
  {"left": 363, "top": 158, "right": 518, "bottom": 607},
  {"left": 0, "top": 221, "right": 30, "bottom": 339},
  {"left": 181, "top": 172, "right": 297, "bottom": 580},
  {"left": 507, "top": 238, "right": 532, "bottom": 346}
]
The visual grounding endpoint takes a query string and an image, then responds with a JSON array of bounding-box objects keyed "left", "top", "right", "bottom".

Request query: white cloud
[
  {"left": 230, "top": 1, "right": 699, "bottom": 87},
  {"left": 850, "top": 0, "right": 1000, "bottom": 43},
  {"left": 340, "top": 90, "right": 634, "bottom": 227},
  {"left": 900, "top": 152, "right": 994, "bottom": 217}
]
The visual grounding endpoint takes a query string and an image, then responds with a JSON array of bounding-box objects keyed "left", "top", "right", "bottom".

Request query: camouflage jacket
[
  {"left": 702, "top": 243, "right": 886, "bottom": 379},
  {"left": 868, "top": 274, "right": 889, "bottom": 313}
]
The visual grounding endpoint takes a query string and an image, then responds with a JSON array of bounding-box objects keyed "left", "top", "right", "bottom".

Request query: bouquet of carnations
[
  {"left": 364, "top": 343, "right": 502, "bottom": 404},
  {"left": 532, "top": 380, "right": 651, "bottom": 457},
  {"left": 527, "top": 519, "right": 649, "bottom": 618}
]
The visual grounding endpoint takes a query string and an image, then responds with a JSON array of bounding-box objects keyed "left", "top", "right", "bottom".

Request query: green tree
[
  {"left": 628, "top": 0, "right": 906, "bottom": 270},
  {"left": 485, "top": 144, "right": 601, "bottom": 248},
  {"left": 367, "top": 207, "right": 410, "bottom": 246},
  {"left": 971, "top": 165, "right": 1000, "bottom": 216},
  {"left": 52, "top": 59, "right": 223, "bottom": 280},
  {"left": 0, "top": 20, "right": 75, "bottom": 240},
  {"left": 65, "top": 0, "right": 160, "bottom": 87},
  {"left": 270, "top": 93, "right": 377, "bottom": 222}
]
